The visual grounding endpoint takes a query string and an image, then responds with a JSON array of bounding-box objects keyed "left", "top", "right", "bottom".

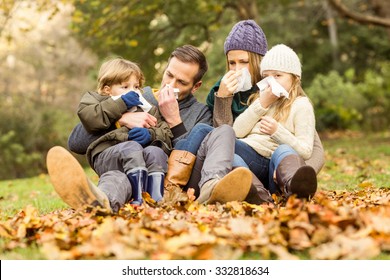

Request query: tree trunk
[{"left": 323, "top": 0, "right": 340, "bottom": 70}]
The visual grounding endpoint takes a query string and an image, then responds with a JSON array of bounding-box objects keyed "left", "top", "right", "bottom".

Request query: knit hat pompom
[
  {"left": 260, "top": 44, "right": 302, "bottom": 78},
  {"left": 224, "top": 20, "right": 268, "bottom": 56}
]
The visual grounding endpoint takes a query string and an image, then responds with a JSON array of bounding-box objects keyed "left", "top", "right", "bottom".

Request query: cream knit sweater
[{"left": 233, "top": 96, "right": 315, "bottom": 160}]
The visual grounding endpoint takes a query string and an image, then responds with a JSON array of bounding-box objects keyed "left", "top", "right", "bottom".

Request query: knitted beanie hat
[
  {"left": 224, "top": 20, "right": 268, "bottom": 56},
  {"left": 260, "top": 44, "right": 302, "bottom": 77}
]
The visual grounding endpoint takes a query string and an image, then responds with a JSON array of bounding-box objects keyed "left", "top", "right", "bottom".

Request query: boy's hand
[
  {"left": 121, "top": 91, "right": 142, "bottom": 109},
  {"left": 128, "top": 127, "right": 151, "bottom": 146}
]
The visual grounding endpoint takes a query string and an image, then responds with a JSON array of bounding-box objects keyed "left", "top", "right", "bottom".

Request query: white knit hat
[{"left": 260, "top": 44, "right": 302, "bottom": 78}]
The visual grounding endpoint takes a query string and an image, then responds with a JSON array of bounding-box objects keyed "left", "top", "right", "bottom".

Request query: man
[{"left": 47, "top": 45, "right": 212, "bottom": 212}]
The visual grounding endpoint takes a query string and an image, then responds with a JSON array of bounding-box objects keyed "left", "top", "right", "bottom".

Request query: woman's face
[{"left": 227, "top": 50, "right": 250, "bottom": 72}]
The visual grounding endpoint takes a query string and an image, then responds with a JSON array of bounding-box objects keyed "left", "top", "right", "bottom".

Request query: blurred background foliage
[{"left": 0, "top": 0, "right": 389, "bottom": 179}]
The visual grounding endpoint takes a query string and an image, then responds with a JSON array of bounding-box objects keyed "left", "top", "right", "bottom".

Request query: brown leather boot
[
  {"left": 276, "top": 154, "right": 317, "bottom": 199},
  {"left": 164, "top": 150, "right": 196, "bottom": 190},
  {"left": 245, "top": 171, "right": 274, "bottom": 205}
]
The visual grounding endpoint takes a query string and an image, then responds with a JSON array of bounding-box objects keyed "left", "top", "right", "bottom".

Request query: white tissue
[
  {"left": 234, "top": 68, "right": 252, "bottom": 94},
  {"left": 138, "top": 94, "right": 153, "bottom": 112},
  {"left": 112, "top": 92, "right": 153, "bottom": 112},
  {"left": 165, "top": 84, "right": 180, "bottom": 99},
  {"left": 256, "top": 76, "right": 289, "bottom": 98}
]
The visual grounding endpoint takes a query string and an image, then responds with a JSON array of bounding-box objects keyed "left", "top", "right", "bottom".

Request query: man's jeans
[{"left": 175, "top": 123, "right": 248, "bottom": 168}]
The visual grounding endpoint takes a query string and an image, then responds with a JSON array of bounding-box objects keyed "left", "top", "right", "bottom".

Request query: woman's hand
[{"left": 217, "top": 70, "right": 241, "bottom": 97}]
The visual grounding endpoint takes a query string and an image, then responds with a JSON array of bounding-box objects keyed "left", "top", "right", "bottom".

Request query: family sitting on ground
[{"left": 46, "top": 20, "right": 325, "bottom": 214}]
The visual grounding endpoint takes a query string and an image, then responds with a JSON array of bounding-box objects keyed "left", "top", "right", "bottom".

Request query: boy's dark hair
[{"left": 168, "top": 45, "right": 208, "bottom": 84}]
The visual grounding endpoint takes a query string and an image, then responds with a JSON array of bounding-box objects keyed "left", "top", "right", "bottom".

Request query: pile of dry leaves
[{"left": 0, "top": 185, "right": 389, "bottom": 260}]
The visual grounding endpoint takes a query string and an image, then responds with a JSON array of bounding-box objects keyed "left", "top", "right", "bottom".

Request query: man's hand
[
  {"left": 158, "top": 85, "right": 182, "bottom": 128},
  {"left": 118, "top": 111, "right": 157, "bottom": 129}
]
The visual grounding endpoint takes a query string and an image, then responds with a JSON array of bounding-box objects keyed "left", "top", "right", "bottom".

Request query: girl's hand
[
  {"left": 217, "top": 70, "right": 241, "bottom": 97},
  {"left": 259, "top": 116, "right": 278, "bottom": 135},
  {"left": 259, "top": 86, "right": 279, "bottom": 108}
]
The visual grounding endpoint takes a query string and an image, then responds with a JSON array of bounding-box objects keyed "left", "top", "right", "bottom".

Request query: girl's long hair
[
  {"left": 273, "top": 75, "right": 306, "bottom": 122},
  {"left": 247, "top": 74, "right": 307, "bottom": 122}
]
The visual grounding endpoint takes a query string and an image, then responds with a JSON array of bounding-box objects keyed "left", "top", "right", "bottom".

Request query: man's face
[{"left": 161, "top": 57, "right": 201, "bottom": 101}]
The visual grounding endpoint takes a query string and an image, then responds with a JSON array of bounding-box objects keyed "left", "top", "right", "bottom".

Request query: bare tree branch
[{"left": 327, "top": 0, "right": 390, "bottom": 28}]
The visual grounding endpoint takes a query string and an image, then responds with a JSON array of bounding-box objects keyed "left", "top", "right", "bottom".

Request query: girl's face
[
  {"left": 103, "top": 74, "right": 141, "bottom": 97},
  {"left": 262, "top": 70, "right": 294, "bottom": 92},
  {"left": 227, "top": 50, "right": 250, "bottom": 71}
]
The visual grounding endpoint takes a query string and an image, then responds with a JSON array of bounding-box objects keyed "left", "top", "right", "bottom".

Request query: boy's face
[
  {"left": 161, "top": 57, "right": 202, "bottom": 101},
  {"left": 103, "top": 74, "right": 141, "bottom": 97}
]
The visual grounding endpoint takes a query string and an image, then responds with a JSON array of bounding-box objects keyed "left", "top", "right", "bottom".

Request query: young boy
[{"left": 47, "top": 58, "right": 173, "bottom": 213}]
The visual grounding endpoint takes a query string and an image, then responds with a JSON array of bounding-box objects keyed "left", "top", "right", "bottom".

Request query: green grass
[
  {"left": 317, "top": 130, "right": 390, "bottom": 191},
  {"left": 0, "top": 169, "right": 99, "bottom": 219}
]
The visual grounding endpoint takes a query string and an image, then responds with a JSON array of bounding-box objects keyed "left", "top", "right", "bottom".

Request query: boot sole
[
  {"left": 207, "top": 167, "right": 252, "bottom": 204},
  {"left": 290, "top": 166, "right": 317, "bottom": 198},
  {"left": 46, "top": 146, "right": 102, "bottom": 209}
]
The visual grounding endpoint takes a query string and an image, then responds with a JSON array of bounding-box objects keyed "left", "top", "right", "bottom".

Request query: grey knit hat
[
  {"left": 224, "top": 20, "right": 268, "bottom": 56},
  {"left": 260, "top": 44, "right": 302, "bottom": 77}
]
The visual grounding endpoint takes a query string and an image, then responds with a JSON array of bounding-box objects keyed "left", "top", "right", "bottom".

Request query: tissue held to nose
[
  {"left": 256, "top": 76, "right": 289, "bottom": 98},
  {"left": 234, "top": 67, "right": 252, "bottom": 94}
]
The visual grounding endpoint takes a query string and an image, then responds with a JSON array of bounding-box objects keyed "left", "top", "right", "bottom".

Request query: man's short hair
[{"left": 169, "top": 45, "right": 208, "bottom": 84}]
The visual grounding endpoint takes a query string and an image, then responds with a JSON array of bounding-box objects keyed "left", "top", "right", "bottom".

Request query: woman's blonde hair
[{"left": 97, "top": 58, "right": 145, "bottom": 95}]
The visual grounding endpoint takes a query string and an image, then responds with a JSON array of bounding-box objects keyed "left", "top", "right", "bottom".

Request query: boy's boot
[
  {"left": 164, "top": 150, "right": 196, "bottom": 190},
  {"left": 46, "top": 146, "right": 112, "bottom": 212},
  {"left": 197, "top": 167, "right": 252, "bottom": 204},
  {"left": 127, "top": 168, "right": 148, "bottom": 206},
  {"left": 146, "top": 172, "right": 164, "bottom": 202},
  {"left": 276, "top": 154, "right": 317, "bottom": 199}
]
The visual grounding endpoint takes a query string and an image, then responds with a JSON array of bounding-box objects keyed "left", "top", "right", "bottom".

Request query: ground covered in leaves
[{"left": 1, "top": 185, "right": 389, "bottom": 260}]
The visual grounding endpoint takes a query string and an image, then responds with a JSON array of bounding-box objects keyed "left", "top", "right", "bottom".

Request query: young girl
[
  {"left": 47, "top": 58, "right": 173, "bottom": 213},
  {"left": 233, "top": 44, "right": 317, "bottom": 198}
]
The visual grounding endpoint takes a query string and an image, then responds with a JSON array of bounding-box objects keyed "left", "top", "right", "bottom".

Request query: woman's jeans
[
  {"left": 175, "top": 123, "right": 248, "bottom": 168},
  {"left": 175, "top": 123, "right": 213, "bottom": 154},
  {"left": 268, "top": 144, "right": 298, "bottom": 194}
]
